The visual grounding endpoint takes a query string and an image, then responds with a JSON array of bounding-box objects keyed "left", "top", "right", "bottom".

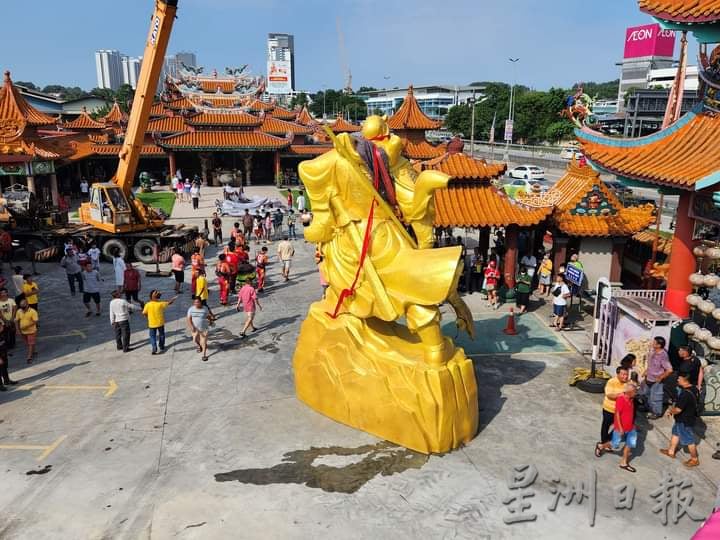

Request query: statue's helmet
[{"left": 361, "top": 115, "right": 390, "bottom": 141}]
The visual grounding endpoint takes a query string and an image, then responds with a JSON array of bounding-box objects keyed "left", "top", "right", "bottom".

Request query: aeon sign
[{"left": 624, "top": 23, "right": 676, "bottom": 59}]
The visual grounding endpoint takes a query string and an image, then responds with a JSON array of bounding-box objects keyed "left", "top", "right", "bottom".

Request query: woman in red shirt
[{"left": 484, "top": 260, "right": 500, "bottom": 309}]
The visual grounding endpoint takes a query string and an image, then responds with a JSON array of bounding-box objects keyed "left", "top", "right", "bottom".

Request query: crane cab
[{"left": 80, "top": 183, "right": 150, "bottom": 233}]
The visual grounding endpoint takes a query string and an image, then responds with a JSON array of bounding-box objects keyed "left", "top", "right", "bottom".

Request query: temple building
[
  {"left": 576, "top": 0, "right": 720, "bottom": 317},
  {"left": 544, "top": 161, "right": 656, "bottom": 287},
  {"left": 387, "top": 86, "right": 445, "bottom": 160}
]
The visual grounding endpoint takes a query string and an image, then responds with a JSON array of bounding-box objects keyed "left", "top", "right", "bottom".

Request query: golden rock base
[{"left": 293, "top": 304, "right": 479, "bottom": 454}]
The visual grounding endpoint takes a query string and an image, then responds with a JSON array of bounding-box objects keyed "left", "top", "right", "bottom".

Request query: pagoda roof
[
  {"left": 403, "top": 139, "right": 445, "bottom": 160},
  {"left": 330, "top": 116, "right": 361, "bottom": 133},
  {"left": 638, "top": 0, "right": 720, "bottom": 23},
  {"left": 434, "top": 183, "right": 552, "bottom": 228},
  {"left": 158, "top": 131, "right": 289, "bottom": 151},
  {"left": 271, "top": 106, "right": 297, "bottom": 120},
  {"left": 287, "top": 144, "right": 332, "bottom": 156},
  {"left": 150, "top": 102, "right": 168, "bottom": 117},
  {"left": 548, "top": 162, "right": 656, "bottom": 237},
  {"left": 632, "top": 229, "right": 673, "bottom": 255},
  {"left": 147, "top": 116, "right": 187, "bottom": 134},
  {"left": 575, "top": 106, "right": 720, "bottom": 190},
  {"left": 0, "top": 71, "right": 57, "bottom": 144},
  {"left": 295, "top": 106, "right": 317, "bottom": 126},
  {"left": 64, "top": 110, "right": 105, "bottom": 130},
  {"left": 166, "top": 97, "right": 194, "bottom": 111},
  {"left": 102, "top": 102, "right": 128, "bottom": 124},
  {"left": 387, "top": 85, "right": 442, "bottom": 131},
  {"left": 420, "top": 151, "right": 507, "bottom": 181},
  {"left": 92, "top": 143, "right": 165, "bottom": 157},
  {"left": 261, "top": 117, "right": 313, "bottom": 136},
  {"left": 247, "top": 99, "right": 274, "bottom": 112},
  {"left": 186, "top": 111, "right": 261, "bottom": 127},
  {"left": 197, "top": 78, "right": 237, "bottom": 94}
]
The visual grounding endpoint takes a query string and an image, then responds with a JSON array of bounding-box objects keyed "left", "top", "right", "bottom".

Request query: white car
[
  {"left": 508, "top": 165, "right": 545, "bottom": 180},
  {"left": 560, "top": 147, "right": 584, "bottom": 161},
  {"left": 503, "top": 178, "right": 549, "bottom": 199}
]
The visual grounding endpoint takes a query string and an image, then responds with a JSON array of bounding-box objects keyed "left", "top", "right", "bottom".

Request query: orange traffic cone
[{"left": 503, "top": 307, "right": 518, "bottom": 336}]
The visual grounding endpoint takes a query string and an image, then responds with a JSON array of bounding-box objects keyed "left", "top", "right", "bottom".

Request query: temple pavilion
[{"left": 576, "top": 0, "right": 720, "bottom": 317}]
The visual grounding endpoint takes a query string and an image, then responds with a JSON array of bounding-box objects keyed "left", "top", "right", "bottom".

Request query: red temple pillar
[
  {"left": 274, "top": 151, "right": 281, "bottom": 186},
  {"left": 553, "top": 236, "right": 569, "bottom": 276},
  {"left": 664, "top": 190, "right": 695, "bottom": 318},
  {"left": 168, "top": 151, "right": 177, "bottom": 178},
  {"left": 504, "top": 225, "right": 518, "bottom": 288}
]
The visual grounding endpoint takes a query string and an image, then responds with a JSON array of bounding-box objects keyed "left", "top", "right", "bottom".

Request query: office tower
[
  {"left": 95, "top": 50, "right": 124, "bottom": 90},
  {"left": 267, "top": 33, "right": 295, "bottom": 94}
]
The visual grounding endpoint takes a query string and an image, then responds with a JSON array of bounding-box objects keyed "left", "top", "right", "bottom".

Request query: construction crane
[
  {"left": 8, "top": 1, "right": 195, "bottom": 263},
  {"left": 336, "top": 17, "right": 353, "bottom": 94}
]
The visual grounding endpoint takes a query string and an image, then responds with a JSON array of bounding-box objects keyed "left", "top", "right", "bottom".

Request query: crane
[
  {"left": 336, "top": 17, "right": 353, "bottom": 94},
  {"left": 79, "top": 0, "right": 178, "bottom": 236}
]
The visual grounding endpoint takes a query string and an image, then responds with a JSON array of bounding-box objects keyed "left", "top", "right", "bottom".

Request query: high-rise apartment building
[
  {"left": 121, "top": 56, "right": 142, "bottom": 89},
  {"left": 267, "top": 33, "right": 295, "bottom": 94},
  {"left": 95, "top": 50, "right": 124, "bottom": 90},
  {"left": 161, "top": 52, "right": 198, "bottom": 82}
]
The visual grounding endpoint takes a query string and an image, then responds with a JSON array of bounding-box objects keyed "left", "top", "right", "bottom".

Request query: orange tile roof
[
  {"left": 632, "top": 229, "right": 673, "bottom": 255},
  {"left": 166, "top": 97, "right": 194, "bottom": 110},
  {"left": 64, "top": 111, "right": 105, "bottom": 130},
  {"left": 88, "top": 133, "right": 110, "bottom": 144},
  {"left": 548, "top": 162, "right": 656, "bottom": 237},
  {"left": 66, "top": 139, "right": 97, "bottom": 161},
  {"left": 92, "top": 143, "right": 165, "bottom": 156},
  {"left": 387, "top": 85, "right": 442, "bottom": 131},
  {"left": 420, "top": 152, "right": 507, "bottom": 181},
  {"left": 197, "top": 79, "right": 237, "bottom": 94},
  {"left": 247, "top": 99, "right": 274, "bottom": 112},
  {"left": 330, "top": 116, "right": 361, "bottom": 133},
  {"left": 261, "top": 117, "right": 313, "bottom": 136},
  {"left": 147, "top": 116, "right": 187, "bottom": 133},
  {"left": 638, "top": 0, "right": 720, "bottom": 22},
  {"left": 0, "top": 71, "right": 56, "bottom": 144},
  {"left": 434, "top": 184, "right": 552, "bottom": 228},
  {"left": 186, "top": 111, "right": 261, "bottom": 127},
  {"left": 150, "top": 102, "right": 167, "bottom": 117},
  {"left": 288, "top": 144, "right": 332, "bottom": 155},
  {"left": 271, "top": 106, "right": 297, "bottom": 120},
  {"left": 295, "top": 106, "right": 316, "bottom": 126},
  {"left": 159, "top": 131, "right": 289, "bottom": 151},
  {"left": 576, "top": 108, "right": 720, "bottom": 190},
  {"left": 187, "top": 95, "right": 242, "bottom": 108},
  {"left": 403, "top": 139, "right": 447, "bottom": 160},
  {"left": 102, "top": 102, "right": 128, "bottom": 124}
]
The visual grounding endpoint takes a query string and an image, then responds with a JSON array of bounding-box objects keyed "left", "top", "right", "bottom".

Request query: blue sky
[{"left": 0, "top": 0, "right": 681, "bottom": 92}]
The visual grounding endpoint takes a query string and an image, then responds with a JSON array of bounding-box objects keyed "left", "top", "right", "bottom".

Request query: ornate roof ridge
[
  {"left": 0, "top": 70, "right": 57, "bottom": 144},
  {"left": 387, "top": 84, "right": 443, "bottom": 131}
]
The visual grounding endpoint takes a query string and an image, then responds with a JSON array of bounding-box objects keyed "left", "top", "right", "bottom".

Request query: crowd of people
[{"left": 596, "top": 336, "right": 713, "bottom": 472}]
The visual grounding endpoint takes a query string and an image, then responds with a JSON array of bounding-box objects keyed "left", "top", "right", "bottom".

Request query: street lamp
[
  {"left": 467, "top": 94, "right": 488, "bottom": 159},
  {"left": 321, "top": 84, "right": 328, "bottom": 120},
  {"left": 504, "top": 57, "right": 520, "bottom": 161}
]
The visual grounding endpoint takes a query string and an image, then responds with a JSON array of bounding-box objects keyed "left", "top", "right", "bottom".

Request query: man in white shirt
[
  {"left": 296, "top": 190, "right": 306, "bottom": 212},
  {"left": 520, "top": 253, "right": 537, "bottom": 278},
  {"left": 277, "top": 236, "right": 295, "bottom": 281},
  {"left": 80, "top": 179, "right": 89, "bottom": 200},
  {"left": 113, "top": 250, "right": 126, "bottom": 294},
  {"left": 109, "top": 290, "right": 136, "bottom": 352}
]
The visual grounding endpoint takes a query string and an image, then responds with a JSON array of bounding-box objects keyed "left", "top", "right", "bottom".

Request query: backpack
[{"left": 552, "top": 285, "right": 562, "bottom": 297}]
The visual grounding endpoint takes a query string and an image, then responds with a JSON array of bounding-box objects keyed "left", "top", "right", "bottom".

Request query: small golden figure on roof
[{"left": 292, "top": 115, "right": 478, "bottom": 454}]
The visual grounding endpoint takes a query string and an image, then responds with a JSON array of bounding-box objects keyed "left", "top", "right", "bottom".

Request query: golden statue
[{"left": 293, "top": 115, "right": 478, "bottom": 454}]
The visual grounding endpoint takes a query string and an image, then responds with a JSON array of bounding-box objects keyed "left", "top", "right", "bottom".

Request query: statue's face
[{"left": 372, "top": 135, "right": 403, "bottom": 168}]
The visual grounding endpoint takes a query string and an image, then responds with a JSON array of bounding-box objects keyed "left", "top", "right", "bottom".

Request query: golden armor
[{"left": 292, "top": 116, "right": 478, "bottom": 454}]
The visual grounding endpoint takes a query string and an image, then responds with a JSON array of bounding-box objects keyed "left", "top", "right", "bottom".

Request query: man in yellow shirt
[
  {"left": 142, "top": 290, "right": 177, "bottom": 355},
  {"left": 15, "top": 298, "right": 38, "bottom": 363},
  {"left": 22, "top": 274, "right": 39, "bottom": 312},
  {"left": 596, "top": 366, "right": 629, "bottom": 457}
]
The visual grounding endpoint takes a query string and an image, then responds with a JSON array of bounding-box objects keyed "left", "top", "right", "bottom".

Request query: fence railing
[{"left": 613, "top": 289, "right": 666, "bottom": 305}]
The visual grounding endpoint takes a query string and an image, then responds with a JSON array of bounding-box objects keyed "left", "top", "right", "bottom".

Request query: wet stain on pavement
[
  {"left": 184, "top": 522, "right": 207, "bottom": 530},
  {"left": 259, "top": 343, "right": 279, "bottom": 353},
  {"left": 26, "top": 465, "right": 52, "bottom": 475},
  {"left": 214, "top": 441, "right": 428, "bottom": 494}
]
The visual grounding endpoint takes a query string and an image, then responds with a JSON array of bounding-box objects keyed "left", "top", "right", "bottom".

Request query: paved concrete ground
[{"left": 0, "top": 186, "right": 717, "bottom": 539}]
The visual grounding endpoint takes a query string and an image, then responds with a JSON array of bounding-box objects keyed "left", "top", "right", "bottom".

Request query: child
[
  {"left": 22, "top": 274, "right": 39, "bottom": 312},
  {"left": 287, "top": 210, "right": 297, "bottom": 241},
  {"left": 88, "top": 242, "right": 101, "bottom": 271},
  {"left": 263, "top": 213, "right": 273, "bottom": 243},
  {"left": 255, "top": 247, "right": 269, "bottom": 292},
  {"left": 253, "top": 214, "right": 263, "bottom": 244}
]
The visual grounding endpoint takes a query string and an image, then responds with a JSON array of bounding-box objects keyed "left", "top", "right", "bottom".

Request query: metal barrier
[
  {"left": 613, "top": 289, "right": 666, "bottom": 305},
  {"left": 33, "top": 246, "right": 59, "bottom": 262}
]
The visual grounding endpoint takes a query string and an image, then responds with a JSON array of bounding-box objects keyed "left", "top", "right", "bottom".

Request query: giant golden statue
[{"left": 293, "top": 116, "right": 478, "bottom": 454}]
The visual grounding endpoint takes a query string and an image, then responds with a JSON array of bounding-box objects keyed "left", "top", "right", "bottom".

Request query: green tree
[
  {"left": 115, "top": 84, "right": 135, "bottom": 113},
  {"left": 357, "top": 86, "right": 377, "bottom": 93},
  {"left": 308, "top": 88, "right": 368, "bottom": 120},
  {"left": 290, "top": 92, "right": 309, "bottom": 109},
  {"left": 545, "top": 120, "right": 575, "bottom": 143}
]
